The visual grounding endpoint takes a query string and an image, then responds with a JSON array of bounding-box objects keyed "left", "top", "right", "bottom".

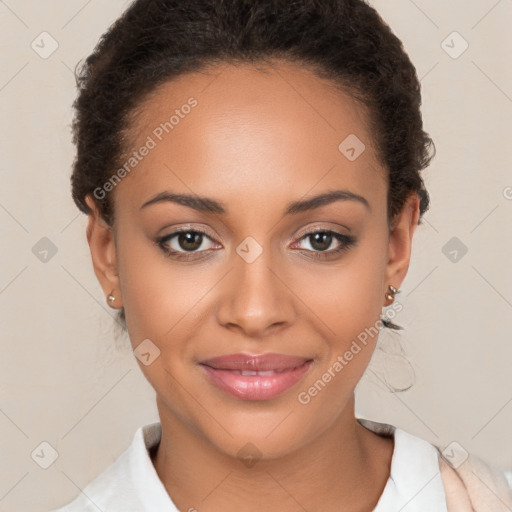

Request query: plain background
[{"left": 0, "top": 1, "right": 511, "bottom": 510}]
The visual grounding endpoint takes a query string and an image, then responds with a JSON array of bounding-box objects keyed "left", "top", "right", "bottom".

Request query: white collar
[
  {"left": 129, "top": 422, "right": 176, "bottom": 510},
  {"left": 108, "top": 419, "right": 448, "bottom": 511},
  {"left": 357, "top": 419, "right": 448, "bottom": 511}
]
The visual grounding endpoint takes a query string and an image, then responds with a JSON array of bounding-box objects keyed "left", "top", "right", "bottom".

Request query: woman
[{"left": 52, "top": 0, "right": 512, "bottom": 510}]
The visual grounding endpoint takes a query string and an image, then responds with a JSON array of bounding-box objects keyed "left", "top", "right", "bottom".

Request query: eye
[
  {"left": 156, "top": 228, "right": 219, "bottom": 259},
  {"left": 155, "top": 227, "right": 356, "bottom": 261},
  {"left": 292, "top": 229, "right": 356, "bottom": 259}
]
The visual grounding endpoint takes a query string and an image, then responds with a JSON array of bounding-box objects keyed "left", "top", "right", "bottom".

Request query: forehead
[{"left": 113, "top": 60, "right": 386, "bottom": 216}]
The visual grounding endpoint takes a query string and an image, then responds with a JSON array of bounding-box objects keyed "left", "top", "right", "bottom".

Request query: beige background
[{"left": 0, "top": 1, "right": 511, "bottom": 511}]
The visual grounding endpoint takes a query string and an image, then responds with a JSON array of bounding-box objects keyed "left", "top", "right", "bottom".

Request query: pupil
[
  {"left": 179, "top": 232, "right": 202, "bottom": 251},
  {"left": 311, "top": 232, "right": 332, "bottom": 251}
]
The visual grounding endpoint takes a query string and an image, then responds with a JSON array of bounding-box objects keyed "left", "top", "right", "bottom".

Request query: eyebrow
[{"left": 140, "top": 189, "right": 371, "bottom": 215}]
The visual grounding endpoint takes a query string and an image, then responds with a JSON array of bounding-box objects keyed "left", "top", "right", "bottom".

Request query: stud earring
[
  {"left": 107, "top": 293, "right": 116, "bottom": 305},
  {"left": 384, "top": 284, "right": 400, "bottom": 303}
]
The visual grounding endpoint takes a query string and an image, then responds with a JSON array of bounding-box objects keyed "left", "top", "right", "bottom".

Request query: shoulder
[
  {"left": 438, "top": 448, "right": 512, "bottom": 512},
  {"left": 357, "top": 417, "right": 512, "bottom": 511},
  {"left": 49, "top": 444, "right": 141, "bottom": 512},
  {"left": 50, "top": 423, "right": 164, "bottom": 512},
  {"left": 358, "top": 418, "right": 448, "bottom": 509}
]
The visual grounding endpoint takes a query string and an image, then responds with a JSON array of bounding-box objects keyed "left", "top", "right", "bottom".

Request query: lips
[{"left": 199, "top": 353, "right": 313, "bottom": 401}]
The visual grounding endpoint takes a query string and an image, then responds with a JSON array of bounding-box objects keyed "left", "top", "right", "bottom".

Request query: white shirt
[{"left": 52, "top": 418, "right": 447, "bottom": 512}]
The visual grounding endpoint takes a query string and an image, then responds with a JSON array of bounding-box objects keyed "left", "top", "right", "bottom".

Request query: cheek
[
  {"left": 294, "top": 242, "right": 388, "bottom": 426},
  {"left": 298, "top": 228, "right": 389, "bottom": 392},
  {"left": 306, "top": 234, "right": 389, "bottom": 341},
  {"left": 118, "top": 235, "right": 214, "bottom": 345}
]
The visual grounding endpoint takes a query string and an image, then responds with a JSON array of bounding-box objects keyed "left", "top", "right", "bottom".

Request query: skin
[{"left": 85, "top": 60, "right": 420, "bottom": 512}]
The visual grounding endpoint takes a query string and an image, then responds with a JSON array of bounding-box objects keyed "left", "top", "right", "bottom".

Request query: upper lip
[{"left": 200, "top": 353, "right": 311, "bottom": 372}]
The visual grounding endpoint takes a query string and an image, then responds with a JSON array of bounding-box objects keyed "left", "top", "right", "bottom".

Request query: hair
[{"left": 70, "top": 0, "right": 435, "bottom": 331}]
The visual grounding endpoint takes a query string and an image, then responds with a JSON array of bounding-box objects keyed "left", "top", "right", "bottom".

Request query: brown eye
[
  {"left": 156, "top": 228, "right": 219, "bottom": 259},
  {"left": 176, "top": 231, "right": 204, "bottom": 251},
  {"left": 308, "top": 232, "right": 334, "bottom": 252},
  {"left": 293, "top": 229, "right": 357, "bottom": 260}
]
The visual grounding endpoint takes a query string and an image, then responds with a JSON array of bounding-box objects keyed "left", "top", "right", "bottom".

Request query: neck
[{"left": 152, "top": 395, "right": 393, "bottom": 512}]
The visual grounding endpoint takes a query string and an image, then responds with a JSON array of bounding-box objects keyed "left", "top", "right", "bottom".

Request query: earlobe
[
  {"left": 84, "top": 195, "right": 123, "bottom": 308},
  {"left": 383, "top": 193, "right": 421, "bottom": 301}
]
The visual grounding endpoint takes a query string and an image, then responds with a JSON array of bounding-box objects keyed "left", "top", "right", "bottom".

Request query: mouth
[{"left": 199, "top": 353, "right": 313, "bottom": 401}]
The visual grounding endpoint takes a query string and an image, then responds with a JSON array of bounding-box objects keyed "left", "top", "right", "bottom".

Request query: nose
[{"left": 216, "top": 247, "right": 297, "bottom": 338}]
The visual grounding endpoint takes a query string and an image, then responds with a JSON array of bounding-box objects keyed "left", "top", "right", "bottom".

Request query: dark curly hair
[{"left": 70, "top": 0, "right": 435, "bottom": 331}]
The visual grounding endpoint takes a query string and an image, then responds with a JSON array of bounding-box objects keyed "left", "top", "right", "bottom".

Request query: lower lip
[{"left": 200, "top": 361, "right": 313, "bottom": 401}]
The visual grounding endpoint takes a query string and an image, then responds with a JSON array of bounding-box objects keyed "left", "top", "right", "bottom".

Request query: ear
[
  {"left": 383, "top": 192, "right": 421, "bottom": 303},
  {"left": 85, "top": 195, "right": 122, "bottom": 308}
]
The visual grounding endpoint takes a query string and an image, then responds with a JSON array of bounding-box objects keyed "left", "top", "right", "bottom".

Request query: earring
[
  {"left": 384, "top": 285, "right": 400, "bottom": 303},
  {"left": 107, "top": 292, "right": 116, "bottom": 305}
]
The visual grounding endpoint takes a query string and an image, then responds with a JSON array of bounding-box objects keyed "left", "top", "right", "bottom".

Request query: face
[{"left": 86, "top": 60, "right": 419, "bottom": 459}]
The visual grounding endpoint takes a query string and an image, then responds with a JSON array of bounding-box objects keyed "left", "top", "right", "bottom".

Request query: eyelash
[{"left": 155, "top": 227, "right": 356, "bottom": 261}]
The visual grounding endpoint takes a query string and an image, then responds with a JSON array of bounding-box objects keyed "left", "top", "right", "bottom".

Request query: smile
[{"left": 199, "top": 353, "right": 313, "bottom": 401}]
